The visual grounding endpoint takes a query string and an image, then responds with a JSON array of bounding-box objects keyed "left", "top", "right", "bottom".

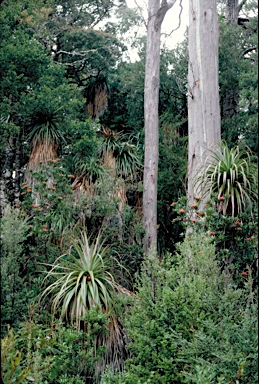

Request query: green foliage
[
  {"left": 195, "top": 142, "right": 258, "bottom": 217},
  {"left": 28, "top": 106, "right": 65, "bottom": 149},
  {"left": 0, "top": 205, "right": 34, "bottom": 334},
  {"left": 0, "top": 0, "right": 52, "bottom": 170},
  {"left": 171, "top": 198, "right": 258, "bottom": 284},
  {"left": 218, "top": 12, "right": 258, "bottom": 151},
  {"left": 40, "top": 230, "right": 117, "bottom": 329},
  {"left": 1, "top": 308, "right": 110, "bottom": 384},
  {"left": 158, "top": 120, "right": 188, "bottom": 253},
  {"left": 102, "top": 233, "right": 257, "bottom": 383},
  {"left": 108, "top": 206, "right": 144, "bottom": 290},
  {"left": 68, "top": 122, "right": 100, "bottom": 173},
  {"left": 1, "top": 326, "right": 32, "bottom": 384},
  {"left": 158, "top": 43, "right": 189, "bottom": 253},
  {"left": 0, "top": 1, "right": 258, "bottom": 382},
  {"left": 77, "top": 155, "right": 108, "bottom": 183},
  {"left": 22, "top": 160, "right": 77, "bottom": 234},
  {"left": 98, "top": 128, "right": 142, "bottom": 180},
  {"left": 0, "top": 0, "right": 92, "bottom": 205}
]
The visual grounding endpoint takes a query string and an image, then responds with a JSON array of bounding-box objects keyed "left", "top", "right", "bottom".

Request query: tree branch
[
  {"left": 155, "top": 0, "right": 177, "bottom": 30},
  {"left": 236, "top": 0, "right": 247, "bottom": 15},
  {"left": 239, "top": 46, "right": 257, "bottom": 57},
  {"left": 166, "top": 0, "right": 178, "bottom": 10},
  {"left": 133, "top": 0, "right": 147, "bottom": 29},
  {"left": 167, "top": 0, "right": 183, "bottom": 36},
  {"left": 55, "top": 48, "right": 100, "bottom": 57}
]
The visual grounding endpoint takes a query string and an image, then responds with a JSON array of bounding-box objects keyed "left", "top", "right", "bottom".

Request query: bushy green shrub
[
  {"left": 1, "top": 308, "right": 110, "bottom": 384},
  {"left": 171, "top": 198, "right": 258, "bottom": 286},
  {"left": 0, "top": 205, "right": 35, "bottom": 335},
  {"left": 1, "top": 326, "right": 32, "bottom": 383},
  {"left": 101, "top": 232, "right": 258, "bottom": 383}
]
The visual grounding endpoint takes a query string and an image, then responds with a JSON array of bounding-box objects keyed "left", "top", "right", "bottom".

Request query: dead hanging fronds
[
  {"left": 27, "top": 140, "right": 57, "bottom": 169},
  {"left": 25, "top": 105, "right": 65, "bottom": 186},
  {"left": 71, "top": 155, "right": 108, "bottom": 200},
  {"left": 100, "top": 127, "right": 123, "bottom": 141},
  {"left": 24, "top": 140, "right": 58, "bottom": 186},
  {"left": 114, "top": 180, "right": 127, "bottom": 212},
  {"left": 135, "top": 193, "right": 143, "bottom": 221},
  {"left": 72, "top": 174, "right": 95, "bottom": 196},
  {"left": 103, "top": 150, "right": 116, "bottom": 176},
  {"left": 99, "top": 127, "right": 142, "bottom": 180},
  {"left": 94, "top": 315, "right": 130, "bottom": 379},
  {"left": 85, "top": 79, "right": 108, "bottom": 119}
]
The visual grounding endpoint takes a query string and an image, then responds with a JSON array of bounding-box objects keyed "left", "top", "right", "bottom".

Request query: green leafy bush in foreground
[
  {"left": 101, "top": 232, "right": 258, "bottom": 383},
  {"left": 1, "top": 308, "right": 109, "bottom": 384},
  {"left": 0, "top": 205, "right": 32, "bottom": 335},
  {"left": 171, "top": 197, "right": 258, "bottom": 286}
]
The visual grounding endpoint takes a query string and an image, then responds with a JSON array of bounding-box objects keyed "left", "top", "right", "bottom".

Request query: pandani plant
[
  {"left": 194, "top": 141, "right": 258, "bottom": 217},
  {"left": 26, "top": 106, "right": 65, "bottom": 170},
  {"left": 24, "top": 105, "right": 65, "bottom": 194},
  {"left": 40, "top": 230, "right": 115, "bottom": 328},
  {"left": 39, "top": 229, "right": 131, "bottom": 376},
  {"left": 98, "top": 127, "right": 142, "bottom": 212}
]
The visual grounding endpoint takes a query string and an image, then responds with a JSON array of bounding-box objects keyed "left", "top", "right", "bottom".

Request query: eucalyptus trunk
[
  {"left": 187, "top": 0, "right": 221, "bottom": 207},
  {"left": 143, "top": 0, "right": 176, "bottom": 254}
]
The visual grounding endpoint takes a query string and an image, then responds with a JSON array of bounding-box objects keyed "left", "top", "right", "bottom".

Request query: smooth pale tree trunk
[
  {"left": 187, "top": 0, "right": 221, "bottom": 207},
  {"left": 143, "top": 0, "right": 176, "bottom": 254}
]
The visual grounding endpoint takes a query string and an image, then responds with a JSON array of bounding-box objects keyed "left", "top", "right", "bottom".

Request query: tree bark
[
  {"left": 225, "top": 0, "right": 247, "bottom": 25},
  {"left": 143, "top": 0, "right": 176, "bottom": 254},
  {"left": 187, "top": 0, "right": 221, "bottom": 207}
]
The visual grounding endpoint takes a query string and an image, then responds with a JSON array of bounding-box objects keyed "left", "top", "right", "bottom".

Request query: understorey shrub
[{"left": 101, "top": 232, "right": 258, "bottom": 383}]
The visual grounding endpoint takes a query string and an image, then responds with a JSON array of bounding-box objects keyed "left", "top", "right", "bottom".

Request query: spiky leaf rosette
[
  {"left": 195, "top": 141, "right": 258, "bottom": 217},
  {"left": 99, "top": 128, "right": 142, "bottom": 179},
  {"left": 25, "top": 106, "right": 65, "bottom": 188},
  {"left": 27, "top": 106, "right": 65, "bottom": 167},
  {"left": 40, "top": 231, "right": 115, "bottom": 330}
]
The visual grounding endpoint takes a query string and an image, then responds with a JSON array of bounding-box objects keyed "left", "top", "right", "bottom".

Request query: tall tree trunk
[
  {"left": 143, "top": 0, "right": 176, "bottom": 254},
  {"left": 187, "top": 0, "right": 221, "bottom": 207}
]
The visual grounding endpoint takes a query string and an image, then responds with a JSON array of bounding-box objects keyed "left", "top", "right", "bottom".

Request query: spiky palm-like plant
[
  {"left": 114, "top": 141, "right": 142, "bottom": 180},
  {"left": 27, "top": 106, "right": 65, "bottom": 167},
  {"left": 40, "top": 230, "right": 131, "bottom": 376},
  {"left": 99, "top": 128, "right": 142, "bottom": 179},
  {"left": 40, "top": 230, "right": 115, "bottom": 330},
  {"left": 195, "top": 141, "right": 258, "bottom": 217},
  {"left": 85, "top": 77, "right": 108, "bottom": 120},
  {"left": 98, "top": 128, "right": 142, "bottom": 213},
  {"left": 72, "top": 155, "right": 108, "bottom": 196},
  {"left": 25, "top": 106, "right": 65, "bottom": 190}
]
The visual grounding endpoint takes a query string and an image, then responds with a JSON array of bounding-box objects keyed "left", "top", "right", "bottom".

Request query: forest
[{"left": 0, "top": 0, "right": 258, "bottom": 383}]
